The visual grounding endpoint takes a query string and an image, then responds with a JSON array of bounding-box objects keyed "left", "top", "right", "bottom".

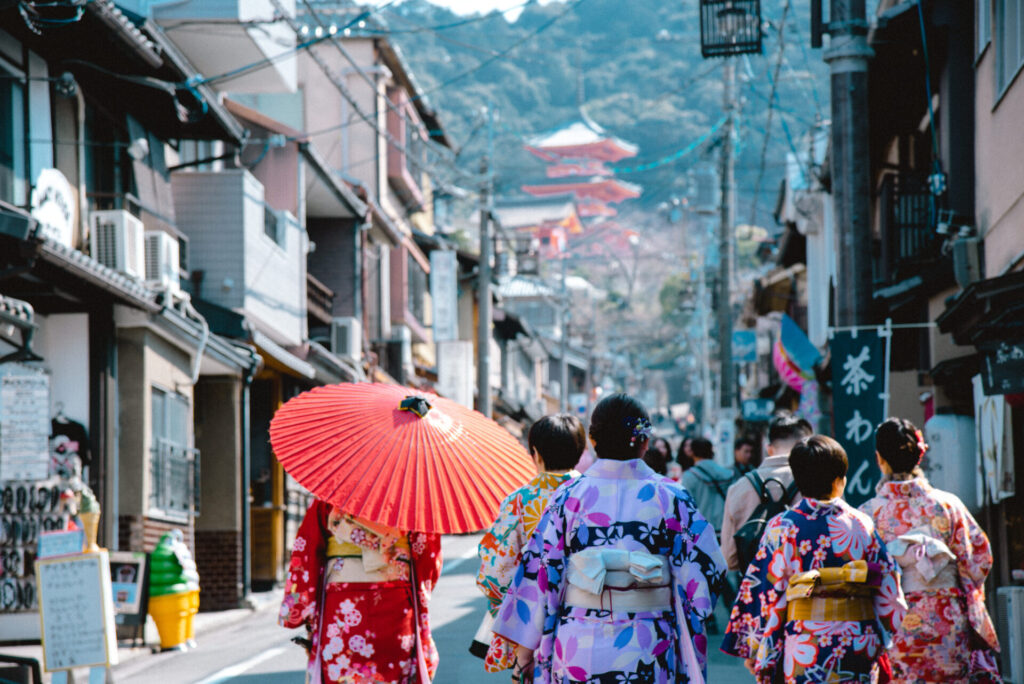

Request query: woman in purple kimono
[{"left": 493, "top": 394, "right": 726, "bottom": 683}]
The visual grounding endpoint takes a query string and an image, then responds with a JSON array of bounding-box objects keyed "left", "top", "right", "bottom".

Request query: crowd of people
[{"left": 278, "top": 393, "right": 1001, "bottom": 684}]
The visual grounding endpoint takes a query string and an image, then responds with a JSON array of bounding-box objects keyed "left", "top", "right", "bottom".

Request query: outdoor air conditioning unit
[
  {"left": 90, "top": 210, "right": 144, "bottom": 279},
  {"left": 144, "top": 231, "right": 181, "bottom": 293},
  {"left": 330, "top": 316, "right": 362, "bottom": 362},
  {"left": 953, "top": 236, "right": 982, "bottom": 289},
  {"left": 998, "top": 586, "right": 1024, "bottom": 683}
]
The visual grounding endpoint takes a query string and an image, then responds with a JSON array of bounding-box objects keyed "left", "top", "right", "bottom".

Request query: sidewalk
[{"left": 0, "top": 590, "right": 283, "bottom": 682}]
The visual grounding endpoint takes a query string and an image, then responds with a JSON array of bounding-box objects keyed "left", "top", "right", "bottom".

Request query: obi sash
[
  {"left": 886, "top": 531, "right": 958, "bottom": 593},
  {"left": 786, "top": 560, "right": 879, "bottom": 622},
  {"left": 565, "top": 548, "right": 671, "bottom": 611},
  {"left": 325, "top": 536, "right": 410, "bottom": 583}
]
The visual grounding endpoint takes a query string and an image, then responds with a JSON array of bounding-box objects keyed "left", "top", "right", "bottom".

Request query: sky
[{"left": 367, "top": 0, "right": 561, "bottom": 21}]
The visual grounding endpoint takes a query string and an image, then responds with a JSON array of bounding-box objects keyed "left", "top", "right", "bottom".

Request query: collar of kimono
[
  {"left": 585, "top": 458, "right": 656, "bottom": 480},
  {"left": 533, "top": 470, "right": 578, "bottom": 488},
  {"left": 785, "top": 560, "right": 880, "bottom": 600},
  {"left": 879, "top": 475, "right": 931, "bottom": 499}
]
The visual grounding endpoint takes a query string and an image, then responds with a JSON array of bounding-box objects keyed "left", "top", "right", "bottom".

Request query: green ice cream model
[{"left": 147, "top": 531, "right": 200, "bottom": 650}]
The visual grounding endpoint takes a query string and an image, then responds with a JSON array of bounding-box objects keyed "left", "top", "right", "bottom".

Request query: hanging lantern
[{"left": 700, "top": 0, "right": 763, "bottom": 58}]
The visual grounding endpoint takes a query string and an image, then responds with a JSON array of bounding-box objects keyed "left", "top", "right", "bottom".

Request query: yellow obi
[
  {"left": 786, "top": 560, "right": 876, "bottom": 622},
  {"left": 327, "top": 539, "right": 364, "bottom": 558}
]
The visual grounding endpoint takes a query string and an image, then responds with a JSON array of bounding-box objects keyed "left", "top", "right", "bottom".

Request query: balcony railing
[
  {"left": 306, "top": 272, "right": 335, "bottom": 326},
  {"left": 150, "top": 439, "right": 200, "bottom": 521},
  {"left": 877, "top": 174, "right": 942, "bottom": 285}
]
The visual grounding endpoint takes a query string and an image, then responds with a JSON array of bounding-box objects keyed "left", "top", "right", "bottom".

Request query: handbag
[{"left": 469, "top": 610, "right": 494, "bottom": 659}]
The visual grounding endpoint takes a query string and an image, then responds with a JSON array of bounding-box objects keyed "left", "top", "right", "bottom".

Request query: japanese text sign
[
  {"left": 980, "top": 341, "right": 1024, "bottom": 396},
  {"left": 831, "top": 330, "right": 886, "bottom": 507}
]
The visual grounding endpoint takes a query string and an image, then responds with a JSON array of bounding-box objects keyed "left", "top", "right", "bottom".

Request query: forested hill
[{"left": 375, "top": 0, "right": 829, "bottom": 228}]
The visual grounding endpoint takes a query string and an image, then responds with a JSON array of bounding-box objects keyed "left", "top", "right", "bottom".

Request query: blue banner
[{"left": 830, "top": 330, "right": 887, "bottom": 507}]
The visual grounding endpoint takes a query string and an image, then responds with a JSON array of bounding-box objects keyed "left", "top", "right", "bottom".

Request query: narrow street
[{"left": 113, "top": 534, "right": 748, "bottom": 683}]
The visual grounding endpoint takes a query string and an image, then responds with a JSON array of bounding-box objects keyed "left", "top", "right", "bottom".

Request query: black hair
[
  {"left": 789, "top": 435, "right": 848, "bottom": 500},
  {"left": 690, "top": 437, "right": 714, "bottom": 460},
  {"left": 529, "top": 414, "right": 586, "bottom": 471},
  {"left": 677, "top": 438, "right": 694, "bottom": 470},
  {"left": 875, "top": 417, "right": 924, "bottom": 474},
  {"left": 643, "top": 437, "right": 672, "bottom": 475},
  {"left": 588, "top": 393, "right": 651, "bottom": 461},
  {"left": 734, "top": 437, "right": 756, "bottom": 451},
  {"left": 768, "top": 411, "right": 813, "bottom": 445}
]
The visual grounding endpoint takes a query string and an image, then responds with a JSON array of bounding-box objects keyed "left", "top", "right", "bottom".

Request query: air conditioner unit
[
  {"left": 953, "top": 236, "right": 982, "bottom": 289},
  {"left": 90, "top": 210, "right": 144, "bottom": 279},
  {"left": 330, "top": 316, "right": 362, "bottom": 362},
  {"left": 998, "top": 586, "right": 1024, "bottom": 683},
  {"left": 144, "top": 231, "right": 181, "bottom": 292}
]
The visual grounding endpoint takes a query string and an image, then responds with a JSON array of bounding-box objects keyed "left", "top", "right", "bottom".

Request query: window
[
  {"left": 978, "top": 0, "right": 992, "bottom": 57},
  {"left": 150, "top": 386, "right": 199, "bottom": 520},
  {"left": 263, "top": 206, "right": 284, "bottom": 247},
  {"left": 0, "top": 68, "right": 25, "bottom": 206},
  {"left": 996, "top": 0, "right": 1024, "bottom": 95}
]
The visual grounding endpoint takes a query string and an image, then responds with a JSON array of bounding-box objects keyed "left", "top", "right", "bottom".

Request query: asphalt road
[{"left": 112, "top": 534, "right": 749, "bottom": 683}]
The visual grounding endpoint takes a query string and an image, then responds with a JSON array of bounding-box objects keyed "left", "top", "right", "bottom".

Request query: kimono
[
  {"left": 493, "top": 458, "right": 727, "bottom": 684},
  {"left": 721, "top": 498, "right": 907, "bottom": 684},
  {"left": 279, "top": 500, "right": 442, "bottom": 683},
  {"left": 860, "top": 476, "right": 1001, "bottom": 683},
  {"left": 477, "top": 470, "right": 577, "bottom": 672}
]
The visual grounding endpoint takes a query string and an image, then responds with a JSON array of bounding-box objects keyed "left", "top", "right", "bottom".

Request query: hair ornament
[
  {"left": 625, "top": 416, "right": 653, "bottom": 448},
  {"left": 914, "top": 429, "right": 929, "bottom": 457}
]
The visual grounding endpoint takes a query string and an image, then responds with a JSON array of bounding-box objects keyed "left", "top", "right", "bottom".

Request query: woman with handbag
[
  {"left": 860, "top": 418, "right": 1001, "bottom": 683},
  {"left": 475, "top": 414, "right": 586, "bottom": 674}
]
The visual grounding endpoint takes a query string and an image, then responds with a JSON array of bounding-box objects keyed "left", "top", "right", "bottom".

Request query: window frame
[
  {"left": 978, "top": 0, "right": 992, "bottom": 60},
  {"left": 0, "top": 57, "right": 27, "bottom": 208},
  {"left": 995, "top": 0, "right": 1024, "bottom": 103},
  {"left": 149, "top": 385, "right": 199, "bottom": 522}
]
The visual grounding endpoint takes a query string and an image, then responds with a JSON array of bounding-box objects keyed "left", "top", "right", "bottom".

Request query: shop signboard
[
  {"left": 741, "top": 398, "right": 774, "bottom": 422},
  {"left": 732, "top": 330, "right": 757, "bottom": 363},
  {"left": 430, "top": 250, "right": 458, "bottom": 343},
  {"left": 437, "top": 340, "right": 473, "bottom": 409},
  {"left": 0, "top": 369, "right": 50, "bottom": 482},
  {"left": 30, "top": 169, "right": 76, "bottom": 248},
  {"left": 980, "top": 341, "right": 1024, "bottom": 396},
  {"left": 830, "top": 330, "right": 886, "bottom": 507},
  {"left": 108, "top": 551, "right": 150, "bottom": 627}
]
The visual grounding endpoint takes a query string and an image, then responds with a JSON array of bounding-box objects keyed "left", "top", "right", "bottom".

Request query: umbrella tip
[{"left": 399, "top": 395, "right": 432, "bottom": 418}]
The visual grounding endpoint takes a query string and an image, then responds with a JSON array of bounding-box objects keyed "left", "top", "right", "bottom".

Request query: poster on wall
[
  {"left": 0, "top": 368, "right": 51, "bottom": 482},
  {"left": 830, "top": 329, "right": 886, "bottom": 507}
]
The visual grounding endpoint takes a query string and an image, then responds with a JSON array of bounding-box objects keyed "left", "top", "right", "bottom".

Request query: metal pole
[
  {"left": 826, "top": 0, "right": 874, "bottom": 326},
  {"left": 560, "top": 256, "right": 569, "bottom": 412},
  {"left": 477, "top": 107, "right": 494, "bottom": 418},
  {"left": 718, "top": 58, "right": 736, "bottom": 409}
]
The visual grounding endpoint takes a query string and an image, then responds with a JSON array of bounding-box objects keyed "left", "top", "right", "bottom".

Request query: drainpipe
[
  {"left": 239, "top": 345, "right": 259, "bottom": 602},
  {"left": 74, "top": 85, "right": 87, "bottom": 243}
]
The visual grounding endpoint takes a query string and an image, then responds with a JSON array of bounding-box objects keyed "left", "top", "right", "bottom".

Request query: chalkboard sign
[
  {"left": 35, "top": 551, "right": 118, "bottom": 672},
  {"left": 981, "top": 341, "right": 1024, "bottom": 396},
  {"left": 109, "top": 551, "right": 149, "bottom": 627}
]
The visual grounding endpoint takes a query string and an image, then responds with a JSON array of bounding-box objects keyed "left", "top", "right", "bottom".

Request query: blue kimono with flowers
[
  {"left": 721, "top": 498, "right": 907, "bottom": 684},
  {"left": 493, "top": 458, "right": 726, "bottom": 684}
]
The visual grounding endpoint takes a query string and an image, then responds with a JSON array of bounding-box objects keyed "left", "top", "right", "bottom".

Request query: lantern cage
[{"left": 700, "top": 0, "right": 763, "bottom": 58}]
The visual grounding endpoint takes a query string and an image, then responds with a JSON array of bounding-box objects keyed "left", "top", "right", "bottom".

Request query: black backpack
[{"left": 732, "top": 471, "right": 799, "bottom": 571}]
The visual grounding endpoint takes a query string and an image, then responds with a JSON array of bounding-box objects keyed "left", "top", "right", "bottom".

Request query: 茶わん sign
[{"left": 830, "top": 329, "right": 887, "bottom": 507}]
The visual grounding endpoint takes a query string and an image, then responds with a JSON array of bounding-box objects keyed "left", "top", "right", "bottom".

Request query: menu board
[
  {"left": 0, "top": 371, "right": 51, "bottom": 481},
  {"left": 109, "top": 551, "right": 149, "bottom": 626},
  {"left": 36, "top": 552, "right": 118, "bottom": 672}
]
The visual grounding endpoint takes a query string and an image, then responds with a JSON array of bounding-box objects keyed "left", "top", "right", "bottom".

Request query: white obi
[
  {"left": 887, "top": 531, "right": 958, "bottom": 593},
  {"left": 565, "top": 548, "right": 671, "bottom": 611}
]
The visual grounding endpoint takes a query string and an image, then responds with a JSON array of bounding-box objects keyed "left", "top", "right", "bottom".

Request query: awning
[
  {"left": 300, "top": 144, "right": 368, "bottom": 220},
  {"left": 0, "top": 201, "right": 35, "bottom": 242},
  {"left": 936, "top": 270, "right": 1024, "bottom": 346},
  {"left": 288, "top": 341, "right": 365, "bottom": 384},
  {"left": 253, "top": 330, "right": 315, "bottom": 380},
  {"left": 367, "top": 199, "right": 403, "bottom": 247},
  {"left": 36, "top": 238, "right": 158, "bottom": 312}
]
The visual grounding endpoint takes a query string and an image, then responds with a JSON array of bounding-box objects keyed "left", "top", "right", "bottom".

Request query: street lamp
[{"left": 699, "top": 0, "right": 763, "bottom": 58}]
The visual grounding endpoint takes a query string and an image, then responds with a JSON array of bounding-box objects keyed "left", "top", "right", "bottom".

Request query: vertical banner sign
[
  {"left": 831, "top": 330, "right": 886, "bottom": 507},
  {"left": 430, "top": 250, "right": 458, "bottom": 343}
]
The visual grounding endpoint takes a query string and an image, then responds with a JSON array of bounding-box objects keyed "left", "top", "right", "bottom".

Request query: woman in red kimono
[{"left": 279, "top": 500, "right": 442, "bottom": 683}]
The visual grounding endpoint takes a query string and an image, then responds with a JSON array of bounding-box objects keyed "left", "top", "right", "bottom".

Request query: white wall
[{"left": 34, "top": 313, "right": 90, "bottom": 426}]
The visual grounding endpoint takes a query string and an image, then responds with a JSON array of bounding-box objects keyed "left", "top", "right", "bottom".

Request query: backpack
[
  {"left": 688, "top": 462, "right": 737, "bottom": 502},
  {"left": 732, "top": 471, "right": 799, "bottom": 571}
]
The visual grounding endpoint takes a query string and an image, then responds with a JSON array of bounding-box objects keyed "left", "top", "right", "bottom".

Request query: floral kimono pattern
[
  {"left": 860, "top": 476, "right": 1000, "bottom": 683},
  {"left": 721, "top": 498, "right": 907, "bottom": 684},
  {"left": 279, "top": 500, "right": 442, "bottom": 683},
  {"left": 477, "top": 470, "right": 577, "bottom": 672},
  {"left": 493, "top": 458, "right": 727, "bottom": 684}
]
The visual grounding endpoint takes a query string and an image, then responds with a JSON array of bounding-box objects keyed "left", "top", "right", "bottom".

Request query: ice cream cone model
[
  {"left": 148, "top": 592, "right": 190, "bottom": 650},
  {"left": 148, "top": 531, "right": 197, "bottom": 651},
  {"left": 77, "top": 486, "right": 102, "bottom": 552}
]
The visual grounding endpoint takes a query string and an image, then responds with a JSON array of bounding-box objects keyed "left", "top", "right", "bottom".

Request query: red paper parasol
[{"left": 269, "top": 383, "right": 534, "bottom": 534}]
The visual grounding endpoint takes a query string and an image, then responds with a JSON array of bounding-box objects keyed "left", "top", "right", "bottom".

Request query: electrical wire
[{"left": 750, "top": 0, "right": 791, "bottom": 226}]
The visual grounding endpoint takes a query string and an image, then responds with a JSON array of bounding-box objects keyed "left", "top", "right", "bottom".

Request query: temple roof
[
  {"left": 493, "top": 195, "right": 582, "bottom": 234},
  {"left": 521, "top": 177, "right": 642, "bottom": 204},
  {"left": 525, "top": 110, "right": 638, "bottom": 162}
]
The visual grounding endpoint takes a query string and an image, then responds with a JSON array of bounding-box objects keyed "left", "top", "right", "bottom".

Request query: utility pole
[
  {"left": 825, "top": 0, "right": 873, "bottom": 326},
  {"left": 559, "top": 256, "right": 569, "bottom": 412},
  {"left": 717, "top": 58, "right": 736, "bottom": 410},
  {"left": 477, "top": 106, "right": 494, "bottom": 417}
]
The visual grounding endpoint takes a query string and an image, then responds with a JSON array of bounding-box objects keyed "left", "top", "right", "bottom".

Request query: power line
[{"left": 750, "top": 0, "right": 791, "bottom": 226}]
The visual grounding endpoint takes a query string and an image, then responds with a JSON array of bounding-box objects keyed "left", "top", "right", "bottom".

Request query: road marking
[
  {"left": 192, "top": 645, "right": 288, "bottom": 684},
  {"left": 441, "top": 543, "right": 480, "bottom": 575}
]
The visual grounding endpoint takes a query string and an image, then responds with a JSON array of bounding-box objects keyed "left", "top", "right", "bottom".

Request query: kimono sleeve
[
  {"left": 279, "top": 499, "right": 330, "bottom": 629},
  {"left": 866, "top": 529, "right": 907, "bottom": 639},
  {"left": 948, "top": 499, "right": 1000, "bottom": 651},
  {"left": 492, "top": 487, "right": 570, "bottom": 651},
  {"left": 477, "top": 491, "right": 524, "bottom": 614},
  {"left": 412, "top": 531, "right": 443, "bottom": 592}
]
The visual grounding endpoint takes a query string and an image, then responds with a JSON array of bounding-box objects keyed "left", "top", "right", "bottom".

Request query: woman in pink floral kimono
[
  {"left": 279, "top": 501, "right": 442, "bottom": 683},
  {"left": 860, "top": 418, "right": 1000, "bottom": 683}
]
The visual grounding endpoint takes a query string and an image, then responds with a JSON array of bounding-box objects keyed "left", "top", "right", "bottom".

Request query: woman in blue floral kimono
[
  {"left": 721, "top": 436, "right": 907, "bottom": 684},
  {"left": 493, "top": 394, "right": 727, "bottom": 684}
]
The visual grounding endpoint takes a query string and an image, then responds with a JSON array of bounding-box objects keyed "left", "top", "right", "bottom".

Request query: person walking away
[
  {"left": 678, "top": 437, "right": 696, "bottom": 472},
  {"left": 279, "top": 504, "right": 442, "bottom": 682},
  {"left": 720, "top": 411, "right": 812, "bottom": 572},
  {"left": 493, "top": 394, "right": 726, "bottom": 683},
  {"left": 680, "top": 437, "right": 735, "bottom": 535},
  {"left": 860, "top": 418, "right": 1000, "bottom": 683},
  {"left": 721, "top": 435, "right": 907, "bottom": 683},
  {"left": 733, "top": 437, "right": 757, "bottom": 475},
  {"left": 476, "top": 414, "right": 586, "bottom": 673}
]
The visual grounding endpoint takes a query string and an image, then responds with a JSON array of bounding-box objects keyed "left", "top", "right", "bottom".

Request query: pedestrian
[
  {"left": 475, "top": 414, "right": 586, "bottom": 674},
  {"left": 720, "top": 411, "right": 812, "bottom": 572},
  {"left": 492, "top": 393, "right": 726, "bottom": 683},
  {"left": 721, "top": 435, "right": 907, "bottom": 683},
  {"left": 678, "top": 437, "right": 695, "bottom": 471},
  {"left": 279, "top": 504, "right": 442, "bottom": 683},
  {"left": 680, "top": 437, "right": 735, "bottom": 535},
  {"left": 733, "top": 436, "right": 757, "bottom": 475},
  {"left": 860, "top": 418, "right": 1001, "bottom": 683},
  {"left": 643, "top": 436, "right": 672, "bottom": 475}
]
